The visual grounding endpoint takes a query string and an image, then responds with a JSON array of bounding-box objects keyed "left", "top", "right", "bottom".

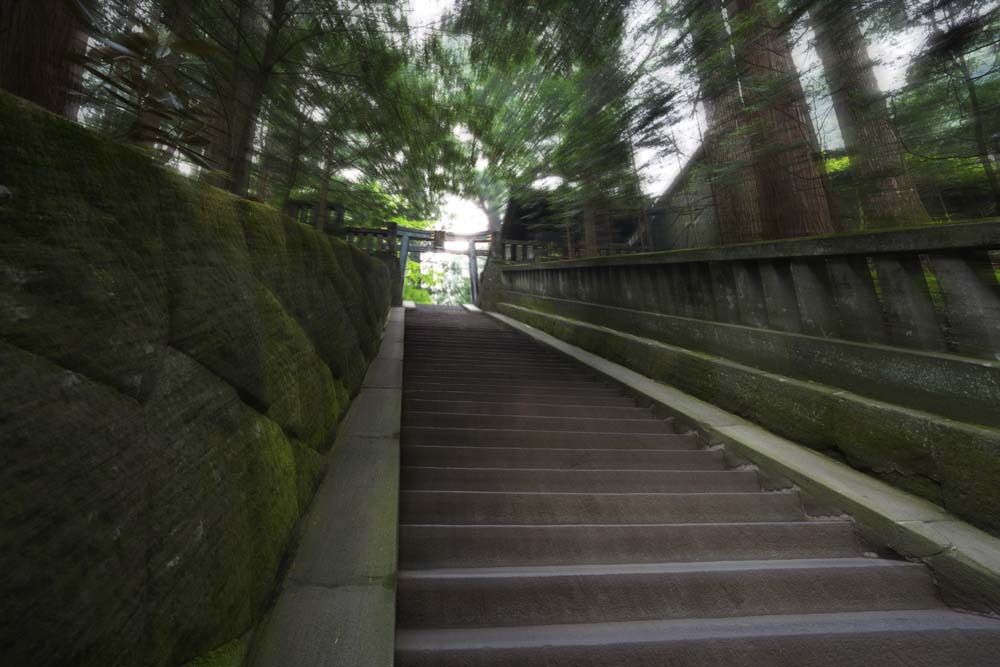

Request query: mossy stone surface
[
  {"left": 181, "top": 633, "right": 252, "bottom": 667},
  {"left": 498, "top": 290, "right": 1000, "bottom": 428},
  {"left": 499, "top": 303, "right": 1000, "bottom": 535},
  {"left": 0, "top": 91, "right": 390, "bottom": 667}
]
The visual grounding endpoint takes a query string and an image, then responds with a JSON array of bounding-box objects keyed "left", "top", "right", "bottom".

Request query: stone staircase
[{"left": 395, "top": 306, "right": 1000, "bottom": 666}]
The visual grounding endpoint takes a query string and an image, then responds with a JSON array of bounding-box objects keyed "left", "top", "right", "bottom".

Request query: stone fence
[
  {"left": 489, "top": 221, "right": 1000, "bottom": 532},
  {"left": 502, "top": 221, "right": 1000, "bottom": 359},
  {"left": 342, "top": 224, "right": 397, "bottom": 253}
]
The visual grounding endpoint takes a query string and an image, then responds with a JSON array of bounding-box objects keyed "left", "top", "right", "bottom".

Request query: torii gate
[{"left": 339, "top": 223, "right": 492, "bottom": 302}]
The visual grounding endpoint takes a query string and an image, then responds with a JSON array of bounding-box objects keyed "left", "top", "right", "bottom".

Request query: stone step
[
  {"left": 405, "top": 380, "right": 626, "bottom": 397},
  {"left": 406, "top": 373, "right": 600, "bottom": 387},
  {"left": 398, "top": 521, "right": 860, "bottom": 569},
  {"left": 404, "top": 333, "right": 525, "bottom": 341},
  {"left": 396, "top": 558, "right": 939, "bottom": 629},
  {"left": 403, "top": 389, "right": 639, "bottom": 408},
  {"left": 404, "top": 399, "right": 654, "bottom": 419},
  {"left": 405, "top": 331, "right": 520, "bottom": 338},
  {"left": 407, "top": 356, "right": 571, "bottom": 367},
  {"left": 405, "top": 412, "right": 674, "bottom": 434},
  {"left": 396, "top": 308, "right": 1000, "bottom": 667},
  {"left": 401, "top": 446, "right": 728, "bottom": 471},
  {"left": 395, "top": 610, "right": 1000, "bottom": 667},
  {"left": 403, "top": 342, "right": 549, "bottom": 354},
  {"left": 400, "top": 467, "right": 758, "bottom": 493},
  {"left": 405, "top": 358, "right": 580, "bottom": 370},
  {"left": 404, "top": 348, "right": 561, "bottom": 360},
  {"left": 407, "top": 349, "right": 574, "bottom": 358},
  {"left": 404, "top": 362, "right": 584, "bottom": 387},
  {"left": 405, "top": 358, "right": 590, "bottom": 371},
  {"left": 405, "top": 373, "right": 608, "bottom": 388},
  {"left": 402, "top": 427, "right": 697, "bottom": 450},
  {"left": 399, "top": 491, "right": 804, "bottom": 525}
]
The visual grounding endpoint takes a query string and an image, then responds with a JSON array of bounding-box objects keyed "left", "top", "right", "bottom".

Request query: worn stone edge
[
  {"left": 461, "top": 303, "right": 482, "bottom": 313},
  {"left": 249, "top": 306, "right": 404, "bottom": 666},
  {"left": 497, "top": 289, "right": 1000, "bottom": 426},
  {"left": 488, "top": 308, "right": 1000, "bottom": 616}
]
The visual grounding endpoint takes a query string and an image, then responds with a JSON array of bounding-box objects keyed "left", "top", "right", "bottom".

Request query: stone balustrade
[
  {"left": 488, "top": 221, "right": 1000, "bottom": 534},
  {"left": 501, "top": 221, "right": 1000, "bottom": 360},
  {"left": 342, "top": 225, "right": 397, "bottom": 253},
  {"left": 503, "top": 240, "right": 556, "bottom": 262}
]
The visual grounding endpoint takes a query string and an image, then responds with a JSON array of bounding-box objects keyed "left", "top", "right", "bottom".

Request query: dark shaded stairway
[{"left": 395, "top": 305, "right": 1000, "bottom": 666}]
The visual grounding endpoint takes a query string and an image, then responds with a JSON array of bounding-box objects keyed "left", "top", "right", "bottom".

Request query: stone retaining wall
[{"left": 0, "top": 92, "right": 391, "bottom": 667}]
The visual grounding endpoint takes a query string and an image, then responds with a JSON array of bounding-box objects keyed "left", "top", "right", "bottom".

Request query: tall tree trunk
[
  {"left": 564, "top": 223, "right": 576, "bottom": 259},
  {"left": 227, "top": 0, "right": 291, "bottom": 196},
  {"left": 583, "top": 200, "right": 599, "bottom": 256},
  {"left": 690, "top": 0, "right": 766, "bottom": 243},
  {"left": 811, "top": 3, "right": 929, "bottom": 229},
  {"left": 313, "top": 138, "right": 334, "bottom": 232},
  {"left": 203, "top": 0, "right": 257, "bottom": 189},
  {"left": 281, "top": 110, "right": 307, "bottom": 215},
  {"left": 730, "top": 0, "right": 837, "bottom": 239},
  {"left": 203, "top": 0, "right": 289, "bottom": 196},
  {"left": 253, "top": 114, "right": 274, "bottom": 200},
  {"left": 477, "top": 196, "right": 503, "bottom": 233},
  {"left": 953, "top": 53, "right": 1000, "bottom": 214},
  {"left": 0, "top": 0, "right": 86, "bottom": 118}
]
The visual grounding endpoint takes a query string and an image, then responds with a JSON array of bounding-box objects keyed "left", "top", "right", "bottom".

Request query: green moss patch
[{"left": 0, "top": 91, "right": 391, "bottom": 667}]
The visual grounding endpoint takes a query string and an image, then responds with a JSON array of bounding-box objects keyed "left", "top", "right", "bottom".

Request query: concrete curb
[
  {"left": 489, "top": 309, "right": 1000, "bottom": 616},
  {"left": 251, "top": 307, "right": 404, "bottom": 667}
]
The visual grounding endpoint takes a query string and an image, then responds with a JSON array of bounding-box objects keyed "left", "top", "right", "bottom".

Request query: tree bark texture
[
  {"left": 953, "top": 52, "right": 1000, "bottom": 215},
  {"left": 690, "top": 0, "right": 766, "bottom": 244},
  {"left": 583, "top": 201, "right": 599, "bottom": 256},
  {"left": 281, "top": 110, "right": 307, "bottom": 215},
  {"left": 811, "top": 3, "right": 930, "bottom": 229},
  {"left": 312, "top": 138, "right": 334, "bottom": 232},
  {"left": 730, "top": 0, "right": 837, "bottom": 239},
  {"left": 204, "top": 0, "right": 290, "bottom": 195},
  {"left": 0, "top": 0, "right": 86, "bottom": 118}
]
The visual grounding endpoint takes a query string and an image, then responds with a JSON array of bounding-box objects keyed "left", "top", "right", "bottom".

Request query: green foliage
[
  {"left": 438, "top": 0, "right": 662, "bottom": 236},
  {"left": 825, "top": 156, "right": 852, "bottom": 174},
  {"left": 51, "top": 0, "right": 1000, "bottom": 233},
  {"left": 402, "top": 260, "right": 434, "bottom": 304},
  {"left": 402, "top": 284, "right": 433, "bottom": 304},
  {"left": 402, "top": 257, "right": 473, "bottom": 305},
  {"left": 75, "top": 0, "right": 460, "bottom": 216}
]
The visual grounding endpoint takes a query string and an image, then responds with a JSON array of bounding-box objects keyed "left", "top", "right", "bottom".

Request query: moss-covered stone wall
[{"left": 0, "top": 92, "right": 391, "bottom": 666}]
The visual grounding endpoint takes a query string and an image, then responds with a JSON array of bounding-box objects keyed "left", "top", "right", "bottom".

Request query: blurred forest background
[{"left": 2, "top": 0, "right": 998, "bottom": 291}]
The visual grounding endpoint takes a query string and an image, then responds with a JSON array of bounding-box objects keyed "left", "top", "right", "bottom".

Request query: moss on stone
[
  {"left": 289, "top": 437, "right": 327, "bottom": 511},
  {"left": 0, "top": 93, "right": 171, "bottom": 401},
  {"left": 254, "top": 283, "right": 342, "bottom": 450},
  {"left": 499, "top": 302, "right": 1000, "bottom": 534},
  {"left": 501, "top": 290, "right": 1000, "bottom": 429},
  {"left": 0, "top": 91, "right": 391, "bottom": 667},
  {"left": 181, "top": 632, "right": 252, "bottom": 667},
  {"left": 243, "top": 415, "right": 303, "bottom": 606},
  {"left": 0, "top": 341, "right": 150, "bottom": 666}
]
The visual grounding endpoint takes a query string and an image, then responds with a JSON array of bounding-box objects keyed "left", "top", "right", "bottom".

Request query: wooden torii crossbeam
[{"left": 340, "top": 224, "right": 492, "bottom": 302}]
